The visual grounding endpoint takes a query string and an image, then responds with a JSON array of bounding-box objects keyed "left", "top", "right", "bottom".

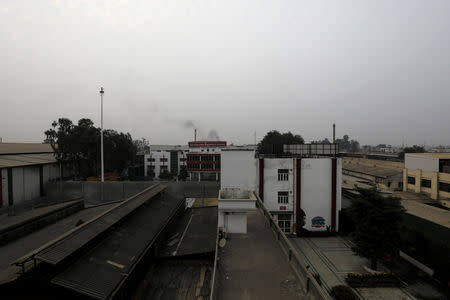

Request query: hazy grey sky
[{"left": 1, "top": 0, "right": 449, "bottom": 146}]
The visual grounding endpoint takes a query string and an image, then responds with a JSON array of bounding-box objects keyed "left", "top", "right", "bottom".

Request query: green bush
[{"left": 330, "top": 285, "right": 358, "bottom": 300}]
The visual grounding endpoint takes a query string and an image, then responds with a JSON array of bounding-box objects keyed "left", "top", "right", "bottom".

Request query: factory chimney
[
  {"left": 194, "top": 129, "right": 197, "bottom": 142},
  {"left": 333, "top": 124, "right": 336, "bottom": 143}
]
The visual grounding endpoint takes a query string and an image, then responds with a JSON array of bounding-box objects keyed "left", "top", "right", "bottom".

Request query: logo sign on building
[
  {"left": 311, "top": 216, "right": 325, "bottom": 228},
  {"left": 279, "top": 206, "right": 286, "bottom": 210}
]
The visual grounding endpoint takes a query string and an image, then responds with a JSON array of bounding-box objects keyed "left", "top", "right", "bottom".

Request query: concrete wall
[
  {"left": 405, "top": 154, "right": 439, "bottom": 172},
  {"left": 404, "top": 168, "right": 450, "bottom": 208},
  {"left": 301, "top": 158, "right": 337, "bottom": 231},
  {"left": 220, "top": 150, "right": 257, "bottom": 190},
  {"left": 222, "top": 212, "right": 247, "bottom": 233}
]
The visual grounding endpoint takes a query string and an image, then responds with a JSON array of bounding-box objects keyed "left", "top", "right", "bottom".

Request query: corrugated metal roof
[
  {"left": 51, "top": 184, "right": 184, "bottom": 299},
  {"left": 36, "top": 184, "right": 165, "bottom": 265},
  {"left": 0, "top": 143, "right": 53, "bottom": 155},
  {"left": 0, "top": 153, "right": 56, "bottom": 168}
]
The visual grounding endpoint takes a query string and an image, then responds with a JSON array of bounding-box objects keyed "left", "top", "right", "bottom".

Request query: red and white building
[
  {"left": 187, "top": 141, "right": 227, "bottom": 181},
  {"left": 144, "top": 141, "right": 228, "bottom": 181},
  {"left": 221, "top": 147, "right": 342, "bottom": 234}
]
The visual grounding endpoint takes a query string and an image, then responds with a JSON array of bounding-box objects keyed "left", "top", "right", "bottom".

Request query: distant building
[
  {"left": 221, "top": 147, "right": 342, "bottom": 234},
  {"left": 404, "top": 153, "right": 450, "bottom": 208},
  {"left": 186, "top": 141, "right": 227, "bottom": 181},
  {"left": 144, "top": 141, "right": 229, "bottom": 181},
  {"left": 342, "top": 157, "right": 404, "bottom": 191},
  {"left": 0, "top": 143, "right": 59, "bottom": 208},
  {"left": 144, "top": 145, "right": 188, "bottom": 179}
]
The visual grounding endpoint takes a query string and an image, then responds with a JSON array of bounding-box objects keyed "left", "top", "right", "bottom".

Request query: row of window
[
  {"left": 147, "top": 157, "right": 187, "bottom": 162},
  {"left": 188, "top": 164, "right": 220, "bottom": 170},
  {"left": 408, "top": 176, "right": 450, "bottom": 192},
  {"left": 187, "top": 156, "right": 220, "bottom": 162}
]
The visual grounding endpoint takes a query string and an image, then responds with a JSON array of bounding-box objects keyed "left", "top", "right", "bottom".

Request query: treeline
[{"left": 45, "top": 118, "right": 137, "bottom": 178}]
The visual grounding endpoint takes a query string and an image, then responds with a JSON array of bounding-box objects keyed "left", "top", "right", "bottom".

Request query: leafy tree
[
  {"left": 257, "top": 130, "right": 304, "bottom": 154},
  {"left": 134, "top": 138, "right": 150, "bottom": 154},
  {"left": 147, "top": 167, "right": 155, "bottom": 179},
  {"left": 45, "top": 118, "right": 137, "bottom": 178},
  {"left": 335, "top": 134, "right": 360, "bottom": 152},
  {"left": 349, "top": 188, "right": 405, "bottom": 270},
  {"left": 159, "top": 170, "right": 174, "bottom": 180},
  {"left": 178, "top": 165, "right": 188, "bottom": 181},
  {"left": 398, "top": 145, "right": 425, "bottom": 160},
  {"left": 311, "top": 138, "right": 331, "bottom": 144}
]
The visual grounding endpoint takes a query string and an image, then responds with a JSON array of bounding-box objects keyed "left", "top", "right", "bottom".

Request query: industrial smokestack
[
  {"left": 333, "top": 123, "right": 336, "bottom": 143},
  {"left": 194, "top": 129, "right": 197, "bottom": 141}
]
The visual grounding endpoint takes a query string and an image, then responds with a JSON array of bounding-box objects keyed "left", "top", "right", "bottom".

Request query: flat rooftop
[
  {"left": 160, "top": 206, "right": 218, "bottom": 257},
  {"left": 394, "top": 191, "right": 450, "bottom": 229},
  {"left": 406, "top": 153, "right": 450, "bottom": 159},
  {"left": 343, "top": 157, "right": 403, "bottom": 178},
  {"left": 217, "top": 210, "right": 303, "bottom": 299}
]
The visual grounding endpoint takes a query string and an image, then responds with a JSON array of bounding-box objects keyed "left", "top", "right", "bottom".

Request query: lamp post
[
  {"left": 100, "top": 87, "right": 105, "bottom": 203},
  {"left": 100, "top": 87, "right": 105, "bottom": 183}
]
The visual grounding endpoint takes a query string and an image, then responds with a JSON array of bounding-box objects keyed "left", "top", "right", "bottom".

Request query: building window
[
  {"left": 160, "top": 166, "right": 168, "bottom": 172},
  {"left": 407, "top": 176, "right": 415, "bottom": 185},
  {"left": 439, "top": 182, "right": 450, "bottom": 193},
  {"left": 278, "top": 191, "right": 289, "bottom": 204},
  {"left": 277, "top": 214, "right": 291, "bottom": 233},
  {"left": 421, "top": 179, "right": 431, "bottom": 188},
  {"left": 147, "top": 158, "right": 155, "bottom": 162},
  {"left": 160, "top": 158, "right": 168, "bottom": 162},
  {"left": 278, "top": 169, "right": 289, "bottom": 181},
  {"left": 180, "top": 158, "right": 187, "bottom": 162}
]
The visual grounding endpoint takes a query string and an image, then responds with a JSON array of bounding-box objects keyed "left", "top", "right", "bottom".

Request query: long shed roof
[{"left": 0, "top": 153, "right": 56, "bottom": 168}]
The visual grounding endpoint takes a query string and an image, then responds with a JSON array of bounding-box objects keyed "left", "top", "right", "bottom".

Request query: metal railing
[
  {"left": 209, "top": 227, "right": 220, "bottom": 300},
  {"left": 255, "top": 194, "right": 331, "bottom": 300}
]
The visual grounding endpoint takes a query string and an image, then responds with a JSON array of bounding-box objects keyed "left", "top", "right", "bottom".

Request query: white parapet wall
[
  {"left": 220, "top": 149, "right": 257, "bottom": 190},
  {"left": 218, "top": 189, "right": 256, "bottom": 234}
]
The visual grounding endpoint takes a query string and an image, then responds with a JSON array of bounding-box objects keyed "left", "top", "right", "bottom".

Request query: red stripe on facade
[
  {"left": 187, "top": 169, "right": 220, "bottom": 172},
  {"left": 186, "top": 153, "right": 221, "bottom": 157},
  {"left": 331, "top": 158, "right": 337, "bottom": 232},
  {"left": 188, "top": 141, "right": 227, "bottom": 147},
  {"left": 259, "top": 158, "right": 264, "bottom": 202},
  {"left": 296, "top": 159, "right": 301, "bottom": 234}
]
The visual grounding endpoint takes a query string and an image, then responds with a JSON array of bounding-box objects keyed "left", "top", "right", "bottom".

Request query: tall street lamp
[{"left": 100, "top": 87, "right": 105, "bottom": 183}]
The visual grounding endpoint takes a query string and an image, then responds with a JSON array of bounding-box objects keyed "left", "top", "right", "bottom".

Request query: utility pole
[{"left": 100, "top": 87, "right": 105, "bottom": 203}]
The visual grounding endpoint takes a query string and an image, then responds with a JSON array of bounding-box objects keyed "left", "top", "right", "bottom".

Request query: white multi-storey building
[
  {"left": 144, "top": 145, "right": 188, "bottom": 179},
  {"left": 221, "top": 147, "right": 342, "bottom": 234}
]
